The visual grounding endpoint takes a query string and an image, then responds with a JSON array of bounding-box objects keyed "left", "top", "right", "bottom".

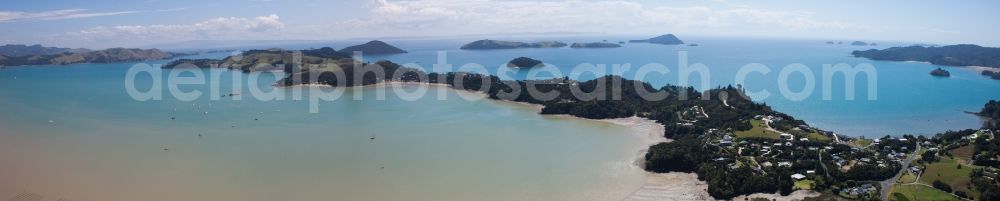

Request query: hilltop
[
  {"left": 852, "top": 44, "right": 1000, "bottom": 68},
  {"left": 0, "top": 47, "right": 185, "bottom": 66},
  {"left": 163, "top": 47, "right": 352, "bottom": 72},
  {"left": 0, "top": 44, "right": 88, "bottom": 57},
  {"left": 460, "top": 40, "right": 567, "bottom": 50},
  {"left": 338, "top": 40, "right": 407, "bottom": 54},
  {"left": 629, "top": 34, "right": 684, "bottom": 45}
]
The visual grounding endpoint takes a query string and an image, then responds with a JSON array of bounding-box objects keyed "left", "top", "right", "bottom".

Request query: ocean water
[
  {"left": 360, "top": 36, "right": 1000, "bottom": 136},
  {"left": 0, "top": 36, "right": 997, "bottom": 200},
  {"left": 0, "top": 64, "right": 650, "bottom": 201}
]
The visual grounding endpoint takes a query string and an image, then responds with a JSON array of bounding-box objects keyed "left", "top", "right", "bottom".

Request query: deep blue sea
[
  {"left": 359, "top": 36, "right": 1000, "bottom": 137},
  {"left": 1, "top": 36, "right": 997, "bottom": 200}
]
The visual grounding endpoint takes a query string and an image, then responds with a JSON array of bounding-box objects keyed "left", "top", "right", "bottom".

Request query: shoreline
[
  {"left": 901, "top": 60, "right": 1000, "bottom": 73},
  {"left": 357, "top": 82, "right": 712, "bottom": 200}
]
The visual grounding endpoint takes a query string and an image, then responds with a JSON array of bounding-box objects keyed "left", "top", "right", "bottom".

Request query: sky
[{"left": 1, "top": 0, "right": 998, "bottom": 49}]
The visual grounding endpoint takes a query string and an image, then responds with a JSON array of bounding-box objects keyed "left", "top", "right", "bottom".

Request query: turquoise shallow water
[
  {"left": 0, "top": 37, "right": 997, "bottom": 200},
  {"left": 0, "top": 64, "right": 649, "bottom": 201},
  {"left": 359, "top": 36, "right": 1000, "bottom": 136}
]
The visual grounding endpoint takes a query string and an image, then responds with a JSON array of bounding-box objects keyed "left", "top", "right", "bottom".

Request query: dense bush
[{"left": 852, "top": 44, "right": 1000, "bottom": 67}]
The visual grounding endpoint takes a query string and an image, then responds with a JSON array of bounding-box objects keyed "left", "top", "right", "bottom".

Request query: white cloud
[
  {"left": 331, "top": 0, "right": 864, "bottom": 38},
  {"left": 67, "top": 14, "right": 285, "bottom": 45},
  {"left": 0, "top": 9, "right": 139, "bottom": 22}
]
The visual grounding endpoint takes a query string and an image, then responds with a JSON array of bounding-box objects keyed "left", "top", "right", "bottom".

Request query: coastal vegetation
[
  {"left": 570, "top": 42, "right": 622, "bottom": 48},
  {"left": 891, "top": 118, "right": 1000, "bottom": 201},
  {"left": 629, "top": 34, "right": 684, "bottom": 45},
  {"left": 981, "top": 71, "right": 1000, "bottom": 80},
  {"left": 930, "top": 68, "right": 951, "bottom": 77},
  {"left": 506, "top": 57, "right": 543, "bottom": 68},
  {"left": 162, "top": 48, "right": 1000, "bottom": 200},
  {"left": 338, "top": 40, "right": 407, "bottom": 54},
  {"left": 0, "top": 44, "right": 88, "bottom": 57},
  {"left": 162, "top": 47, "right": 351, "bottom": 72},
  {"left": 734, "top": 119, "right": 780, "bottom": 139},
  {"left": 0, "top": 47, "right": 186, "bottom": 66},
  {"left": 459, "top": 40, "right": 567, "bottom": 50},
  {"left": 852, "top": 44, "right": 1000, "bottom": 68},
  {"left": 980, "top": 100, "right": 1000, "bottom": 124}
]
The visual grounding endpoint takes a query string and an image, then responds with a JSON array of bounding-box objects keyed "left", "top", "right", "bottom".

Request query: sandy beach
[
  {"left": 965, "top": 66, "right": 1000, "bottom": 73},
  {"left": 732, "top": 190, "right": 822, "bottom": 201},
  {"left": 385, "top": 83, "right": 715, "bottom": 200}
]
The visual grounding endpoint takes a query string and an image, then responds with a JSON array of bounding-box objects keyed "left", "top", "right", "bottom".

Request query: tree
[
  {"left": 921, "top": 150, "right": 938, "bottom": 163},
  {"left": 932, "top": 180, "right": 952, "bottom": 193}
]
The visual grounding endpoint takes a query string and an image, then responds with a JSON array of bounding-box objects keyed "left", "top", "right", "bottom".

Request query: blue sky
[{"left": 1, "top": 0, "right": 997, "bottom": 48}]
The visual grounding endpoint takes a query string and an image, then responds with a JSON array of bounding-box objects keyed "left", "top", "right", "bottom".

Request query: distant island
[
  {"left": 852, "top": 44, "right": 1000, "bottom": 69},
  {"left": 338, "top": 40, "right": 407, "bottom": 54},
  {"left": 162, "top": 47, "right": 1000, "bottom": 200},
  {"left": 0, "top": 44, "right": 89, "bottom": 57},
  {"left": 629, "top": 34, "right": 684, "bottom": 45},
  {"left": 0, "top": 45, "right": 186, "bottom": 66},
  {"left": 930, "top": 67, "right": 951, "bottom": 77},
  {"left": 851, "top": 41, "right": 869, "bottom": 46},
  {"left": 460, "top": 40, "right": 567, "bottom": 50},
  {"left": 163, "top": 47, "right": 351, "bottom": 72},
  {"left": 506, "top": 57, "right": 543, "bottom": 68},
  {"left": 570, "top": 42, "right": 621, "bottom": 48}
]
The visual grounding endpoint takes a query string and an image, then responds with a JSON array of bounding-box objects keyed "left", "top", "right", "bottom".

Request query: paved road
[{"left": 880, "top": 144, "right": 920, "bottom": 201}]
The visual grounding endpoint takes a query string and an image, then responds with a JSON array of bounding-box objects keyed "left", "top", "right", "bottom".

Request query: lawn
[
  {"left": 897, "top": 171, "right": 918, "bottom": 184},
  {"left": 806, "top": 131, "right": 832, "bottom": 142},
  {"left": 853, "top": 138, "right": 872, "bottom": 147},
  {"left": 794, "top": 179, "right": 815, "bottom": 190},
  {"left": 948, "top": 145, "right": 975, "bottom": 163},
  {"left": 918, "top": 158, "right": 976, "bottom": 197},
  {"left": 735, "top": 119, "right": 780, "bottom": 139},
  {"left": 890, "top": 184, "right": 959, "bottom": 201}
]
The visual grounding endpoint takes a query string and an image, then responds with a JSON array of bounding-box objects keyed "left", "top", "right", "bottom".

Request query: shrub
[
  {"left": 932, "top": 180, "right": 952, "bottom": 193},
  {"left": 954, "top": 191, "right": 969, "bottom": 199}
]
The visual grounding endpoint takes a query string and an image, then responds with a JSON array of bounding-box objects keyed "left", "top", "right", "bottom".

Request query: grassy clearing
[
  {"left": 897, "top": 171, "right": 918, "bottom": 184},
  {"left": 889, "top": 184, "right": 959, "bottom": 201},
  {"left": 948, "top": 145, "right": 975, "bottom": 163},
  {"left": 735, "top": 119, "right": 781, "bottom": 139},
  {"left": 918, "top": 158, "right": 976, "bottom": 197},
  {"left": 794, "top": 179, "right": 815, "bottom": 190},
  {"left": 806, "top": 131, "right": 832, "bottom": 142},
  {"left": 853, "top": 138, "right": 872, "bottom": 147}
]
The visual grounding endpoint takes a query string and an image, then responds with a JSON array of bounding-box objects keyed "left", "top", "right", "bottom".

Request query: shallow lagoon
[{"left": 0, "top": 66, "right": 652, "bottom": 201}]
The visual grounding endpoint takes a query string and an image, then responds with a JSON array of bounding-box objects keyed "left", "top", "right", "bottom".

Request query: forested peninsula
[{"left": 159, "top": 47, "right": 1000, "bottom": 200}]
